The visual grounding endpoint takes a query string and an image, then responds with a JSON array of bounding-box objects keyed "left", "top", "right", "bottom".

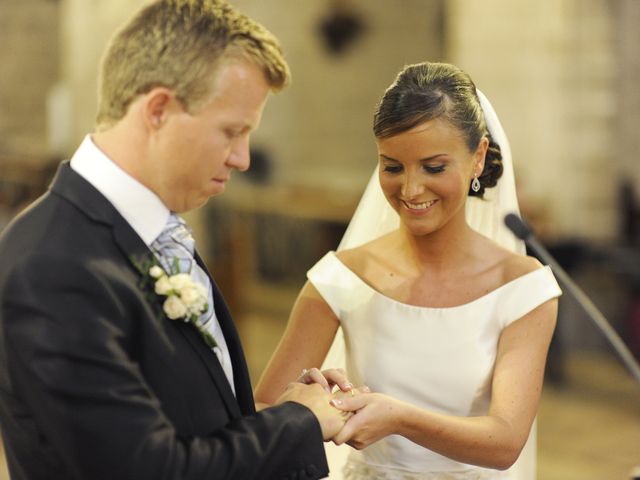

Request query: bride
[{"left": 255, "top": 62, "right": 561, "bottom": 479}]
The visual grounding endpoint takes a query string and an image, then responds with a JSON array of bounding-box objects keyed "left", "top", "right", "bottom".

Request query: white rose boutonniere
[
  {"left": 149, "top": 267, "right": 208, "bottom": 321},
  {"left": 147, "top": 264, "right": 217, "bottom": 348},
  {"left": 162, "top": 295, "right": 188, "bottom": 319}
]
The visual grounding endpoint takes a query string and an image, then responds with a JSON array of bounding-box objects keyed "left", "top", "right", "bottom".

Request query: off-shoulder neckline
[{"left": 325, "top": 251, "right": 552, "bottom": 311}]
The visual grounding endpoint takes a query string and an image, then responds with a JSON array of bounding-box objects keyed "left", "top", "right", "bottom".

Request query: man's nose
[{"left": 227, "top": 137, "right": 250, "bottom": 172}]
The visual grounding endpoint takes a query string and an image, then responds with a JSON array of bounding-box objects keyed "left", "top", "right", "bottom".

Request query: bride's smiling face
[{"left": 377, "top": 117, "right": 487, "bottom": 237}]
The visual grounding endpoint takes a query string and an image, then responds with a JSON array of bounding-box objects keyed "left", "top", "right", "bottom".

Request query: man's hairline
[{"left": 95, "top": 54, "right": 275, "bottom": 131}]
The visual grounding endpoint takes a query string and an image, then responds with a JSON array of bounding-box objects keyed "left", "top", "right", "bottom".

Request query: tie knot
[
  {"left": 151, "top": 214, "right": 196, "bottom": 274},
  {"left": 160, "top": 214, "right": 195, "bottom": 255}
]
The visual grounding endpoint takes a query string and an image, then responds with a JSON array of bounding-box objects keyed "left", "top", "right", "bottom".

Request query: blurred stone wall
[
  {"left": 0, "top": 0, "right": 59, "bottom": 158},
  {"left": 615, "top": 0, "right": 640, "bottom": 200},
  {"left": 447, "top": 0, "right": 619, "bottom": 240}
]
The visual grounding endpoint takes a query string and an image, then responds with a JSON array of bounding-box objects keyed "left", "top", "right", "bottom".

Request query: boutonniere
[{"left": 133, "top": 256, "right": 217, "bottom": 348}]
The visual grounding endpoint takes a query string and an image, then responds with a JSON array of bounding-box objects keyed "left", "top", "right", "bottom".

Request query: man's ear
[{"left": 142, "top": 87, "right": 178, "bottom": 131}]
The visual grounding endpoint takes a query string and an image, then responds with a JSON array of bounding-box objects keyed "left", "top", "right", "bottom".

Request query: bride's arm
[
  {"left": 254, "top": 281, "right": 346, "bottom": 407},
  {"left": 332, "top": 297, "right": 558, "bottom": 470}
]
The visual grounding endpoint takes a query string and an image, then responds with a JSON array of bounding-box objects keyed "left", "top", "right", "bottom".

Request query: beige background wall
[
  {"left": 447, "top": 0, "right": 619, "bottom": 239},
  {"left": 0, "top": 0, "right": 59, "bottom": 157},
  {"left": 616, "top": 0, "right": 640, "bottom": 194}
]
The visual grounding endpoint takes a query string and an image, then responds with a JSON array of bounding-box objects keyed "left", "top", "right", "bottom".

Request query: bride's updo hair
[{"left": 373, "top": 62, "right": 503, "bottom": 197}]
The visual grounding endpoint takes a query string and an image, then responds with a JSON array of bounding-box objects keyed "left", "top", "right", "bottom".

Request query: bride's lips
[{"left": 401, "top": 199, "right": 438, "bottom": 215}]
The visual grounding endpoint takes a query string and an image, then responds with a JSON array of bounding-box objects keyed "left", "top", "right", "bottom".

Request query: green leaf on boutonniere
[
  {"left": 131, "top": 253, "right": 164, "bottom": 314},
  {"left": 196, "top": 325, "right": 218, "bottom": 349},
  {"left": 170, "top": 256, "right": 181, "bottom": 276}
]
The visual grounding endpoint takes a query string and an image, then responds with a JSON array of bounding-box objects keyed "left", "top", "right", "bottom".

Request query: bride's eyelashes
[
  {"left": 382, "top": 164, "right": 403, "bottom": 174},
  {"left": 423, "top": 164, "right": 445, "bottom": 174},
  {"left": 381, "top": 164, "right": 446, "bottom": 174}
]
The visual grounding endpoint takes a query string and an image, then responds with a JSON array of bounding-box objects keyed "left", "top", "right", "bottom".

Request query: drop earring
[{"left": 471, "top": 177, "right": 481, "bottom": 193}]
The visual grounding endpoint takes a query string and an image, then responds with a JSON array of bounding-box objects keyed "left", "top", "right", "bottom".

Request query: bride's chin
[{"left": 400, "top": 221, "right": 437, "bottom": 237}]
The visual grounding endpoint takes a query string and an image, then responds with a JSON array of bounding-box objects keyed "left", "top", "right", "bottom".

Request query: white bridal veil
[{"left": 322, "top": 90, "right": 534, "bottom": 480}]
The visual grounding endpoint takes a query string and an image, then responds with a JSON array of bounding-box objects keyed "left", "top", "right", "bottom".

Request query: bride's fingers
[
  {"left": 297, "top": 367, "right": 331, "bottom": 392},
  {"left": 297, "top": 367, "right": 357, "bottom": 394},
  {"left": 330, "top": 393, "right": 369, "bottom": 412},
  {"left": 331, "top": 384, "right": 372, "bottom": 403},
  {"left": 332, "top": 411, "right": 363, "bottom": 445},
  {"left": 322, "top": 368, "right": 353, "bottom": 392}
]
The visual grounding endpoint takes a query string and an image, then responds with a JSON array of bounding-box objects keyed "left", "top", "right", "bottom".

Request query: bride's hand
[
  {"left": 297, "top": 367, "right": 354, "bottom": 394},
  {"left": 331, "top": 392, "right": 402, "bottom": 449}
]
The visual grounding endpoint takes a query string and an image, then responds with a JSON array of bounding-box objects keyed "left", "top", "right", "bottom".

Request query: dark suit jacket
[{"left": 0, "top": 163, "right": 328, "bottom": 480}]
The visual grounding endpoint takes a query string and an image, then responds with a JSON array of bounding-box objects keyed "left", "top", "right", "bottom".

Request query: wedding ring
[{"left": 350, "top": 389, "right": 355, "bottom": 397}]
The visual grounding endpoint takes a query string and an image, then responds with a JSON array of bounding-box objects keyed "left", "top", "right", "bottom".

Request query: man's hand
[{"left": 275, "top": 382, "right": 348, "bottom": 440}]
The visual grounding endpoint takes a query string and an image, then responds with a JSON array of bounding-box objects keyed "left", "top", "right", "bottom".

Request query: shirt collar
[{"left": 69, "top": 135, "right": 169, "bottom": 246}]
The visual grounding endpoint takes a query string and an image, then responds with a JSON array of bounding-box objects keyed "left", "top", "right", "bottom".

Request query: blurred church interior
[{"left": 0, "top": 0, "right": 639, "bottom": 478}]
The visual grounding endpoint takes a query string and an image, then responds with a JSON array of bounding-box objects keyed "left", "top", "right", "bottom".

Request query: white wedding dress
[
  {"left": 308, "top": 253, "right": 561, "bottom": 479},
  {"left": 311, "top": 91, "right": 562, "bottom": 479}
]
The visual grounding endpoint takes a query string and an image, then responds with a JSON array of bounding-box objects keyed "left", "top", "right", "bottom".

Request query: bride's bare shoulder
[
  {"left": 335, "top": 232, "right": 396, "bottom": 273},
  {"left": 499, "top": 249, "right": 544, "bottom": 284},
  {"left": 473, "top": 232, "right": 543, "bottom": 284}
]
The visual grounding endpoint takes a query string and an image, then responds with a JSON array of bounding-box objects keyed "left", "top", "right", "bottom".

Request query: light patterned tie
[{"left": 151, "top": 213, "right": 235, "bottom": 394}]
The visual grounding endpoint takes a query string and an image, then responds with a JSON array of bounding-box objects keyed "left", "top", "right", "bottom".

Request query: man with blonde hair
[{"left": 0, "top": 1, "right": 346, "bottom": 478}]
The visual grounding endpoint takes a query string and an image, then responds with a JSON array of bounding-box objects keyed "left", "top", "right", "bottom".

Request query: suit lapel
[
  {"left": 176, "top": 321, "right": 241, "bottom": 418},
  {"left": 195, "top": 253, "right": 256, "bottom": 414},
  {"left": 51, "top": 162, "right": 246, "bottom": 417}
]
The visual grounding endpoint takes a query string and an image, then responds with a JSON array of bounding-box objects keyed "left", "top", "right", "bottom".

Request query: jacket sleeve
[{"left": 1, "top": 253, "right": 329, "bottom": 480}]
